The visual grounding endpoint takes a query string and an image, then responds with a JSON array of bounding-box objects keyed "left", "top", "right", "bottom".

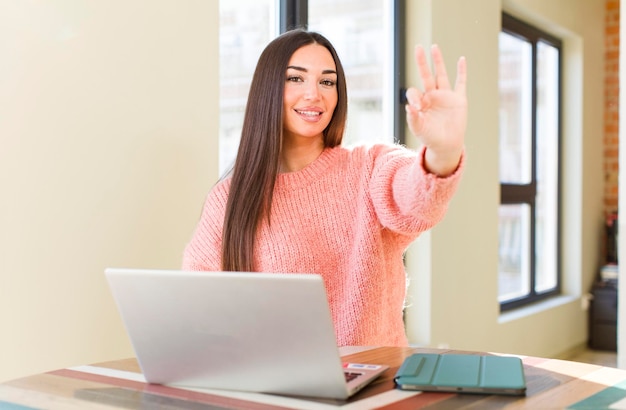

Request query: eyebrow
[{"left": 287, "top": 65, "right": 337, "bottom": 75}]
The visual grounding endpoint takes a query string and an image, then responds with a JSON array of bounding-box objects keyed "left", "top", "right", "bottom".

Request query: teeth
[{"left": 297, "top": 110, "right": 321, "bottom": 116}]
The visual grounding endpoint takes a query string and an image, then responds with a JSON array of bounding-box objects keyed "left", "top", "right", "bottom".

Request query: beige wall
[
  {"left": 0, "top": 0, "right": 218, "bottom": 382},
  {"left": 0, "top": 0, "right": 607, "bottom": 383},
  {"left": 405, "top": 0, "right": 605, "bottom": 358}
]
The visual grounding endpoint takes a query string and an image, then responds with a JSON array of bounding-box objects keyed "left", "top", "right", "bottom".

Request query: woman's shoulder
[{"left": 204, "top": 176, "right": 232, "bottom": 207}]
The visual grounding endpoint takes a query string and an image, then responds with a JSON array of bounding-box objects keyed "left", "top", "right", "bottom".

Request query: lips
[
  {"left": 295, "top": 108, "right": 322, "bottom": 116},
  {"left": 294, "top": 108, "right": 324, "bottom": 122},
  {"left": 296, "top": 110, "right": 322, "bottom": 116}
]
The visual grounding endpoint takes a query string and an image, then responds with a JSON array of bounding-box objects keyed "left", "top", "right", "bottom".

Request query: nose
[{"left": 303, "top": 82, "right": 321, "bottom": 101}]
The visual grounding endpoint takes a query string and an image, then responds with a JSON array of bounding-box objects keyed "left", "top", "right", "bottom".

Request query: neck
[{"left": 280, "top": 137, "right": 325, "bottom": 173}]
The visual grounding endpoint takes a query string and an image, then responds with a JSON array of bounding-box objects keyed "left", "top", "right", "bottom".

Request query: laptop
[{"left": 104, "top": 268, "right": 389, "bottom": 400}]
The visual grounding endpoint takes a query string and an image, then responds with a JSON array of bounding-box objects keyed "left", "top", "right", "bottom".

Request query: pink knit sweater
[{"left": 182, "top": 143, "right": 463, "bottom": 346}]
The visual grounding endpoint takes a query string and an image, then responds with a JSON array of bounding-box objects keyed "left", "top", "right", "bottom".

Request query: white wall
[
  {"left": 405, "top": 0, "right": 605, "bottom": 359},
  {"left": 0, "top": 0, "right": 218, "bottom": 382}
]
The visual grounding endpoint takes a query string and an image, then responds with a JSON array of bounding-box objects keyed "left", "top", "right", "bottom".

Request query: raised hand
[{"left": 405, "top": 44, "right": 467, "bottom": 176}]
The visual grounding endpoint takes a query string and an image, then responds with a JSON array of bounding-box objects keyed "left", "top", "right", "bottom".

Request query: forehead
[{"left": 287, "top": 44, "right": 336, "bottom": 71}]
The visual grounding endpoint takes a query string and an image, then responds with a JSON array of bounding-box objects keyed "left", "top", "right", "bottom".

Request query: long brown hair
[{"left": 221, "top": 29, "right": 348, "bottom": 272}]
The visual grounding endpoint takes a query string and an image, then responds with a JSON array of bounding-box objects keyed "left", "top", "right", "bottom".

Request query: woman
[{"left": 183, "top": 29, "right": 467, "bottom": 347}]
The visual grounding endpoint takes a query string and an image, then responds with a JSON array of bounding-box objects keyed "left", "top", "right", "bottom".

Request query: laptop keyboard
[{"left": 344, "top": 372, "right": 362, "bottom": 382}]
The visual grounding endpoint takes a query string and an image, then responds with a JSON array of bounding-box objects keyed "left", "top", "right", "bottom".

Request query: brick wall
[{"left": 605, "top": 0, "right": 620, "bottom": 217}]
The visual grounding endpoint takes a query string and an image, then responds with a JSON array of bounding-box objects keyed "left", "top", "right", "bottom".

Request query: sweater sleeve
[
  {"left": 181, "top": 180, "right": 229, "bottom": 271},
  {"left": 368, "top": 144, "right": 465, "bottom": 236}
]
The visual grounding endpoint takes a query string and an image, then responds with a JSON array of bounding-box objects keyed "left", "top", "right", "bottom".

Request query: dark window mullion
[
  {"left": 500, "top": 183, "right": 537, "bottom": 204},
  {"left": 394, "top": 0, "right": 406, "bottom": 145},
  {"left": 279, "top": 0, "right": 308, "bottom": 32},
  {"left": 529, "top": 202, "right": 537, "bottom": 296},
  {"left": 528, "top": 40, "right": 539, "bottom": 297},
  {"left": 531, "top": 41, "right": 539, "bottom": 184}
]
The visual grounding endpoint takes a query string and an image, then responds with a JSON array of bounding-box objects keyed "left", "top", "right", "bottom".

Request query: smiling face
[{"left": 282, "top": 44, "right": 338, "bottom": 145}]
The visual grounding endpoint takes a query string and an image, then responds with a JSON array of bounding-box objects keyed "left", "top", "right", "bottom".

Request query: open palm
[{"left": 405, "top": 45, "right": 467, "bottom": 176}]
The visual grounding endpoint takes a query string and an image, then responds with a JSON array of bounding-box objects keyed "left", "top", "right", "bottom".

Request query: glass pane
[
  {"left": 309, "top": 0, "right": 394, "bottom": 145},
  {"left": 219, "top": 0, "right": 276, "bottom": 175},
  {"left": 498, "top": 204, "right": 531, "bottom": 302},
  {"left": 498, "top": 32, "right": 532, "bottom": 184},
  {"left": 535, "top": 41, "right": 559, "bottom": 293}
]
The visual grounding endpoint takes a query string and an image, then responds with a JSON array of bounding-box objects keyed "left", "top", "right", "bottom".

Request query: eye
[
  {"left": 320, "top": 79, "right": 337, "bottom": 87},
  {"left": 286, "top": 75, "right": 303, "bottom": 83}
]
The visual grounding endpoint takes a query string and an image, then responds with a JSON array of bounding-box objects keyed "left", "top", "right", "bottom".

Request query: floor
[{"left": 567, "top": 348, "right": 618, "bottom": 368}]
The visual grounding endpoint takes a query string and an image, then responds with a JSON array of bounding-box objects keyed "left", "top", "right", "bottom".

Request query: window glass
[
  {"left": 498, "top": 31, "right": 532, "bottom": 184},
  {"left": 308, "top": 0, "right": 395, "bottom": 145},
  {"left": 498, "top": 204, "right": 531, "bottom": 302},
  {"left": 219, "top": 0, "right": 276, "bottom": 175},
  {"left": 534, "top": 41, "right": 559, "bottom": 293}
]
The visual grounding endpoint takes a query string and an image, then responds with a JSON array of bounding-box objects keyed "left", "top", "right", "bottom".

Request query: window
[
  {"left": 219, "top": 0, "right": 276, "bottom": 174},
  {"left": 498, "top": 13, "right": 562, "bottom": 311},
  {"left": 219, "top": 0, "right": 404, "bottom": 175}
]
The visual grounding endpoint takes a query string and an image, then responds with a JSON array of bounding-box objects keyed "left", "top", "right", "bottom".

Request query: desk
[{"left": 2, "top": 346, "right": 626, "bottom": 409}]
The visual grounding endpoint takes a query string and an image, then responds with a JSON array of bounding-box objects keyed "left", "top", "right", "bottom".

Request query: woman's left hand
[{"left": 405, "top": 44, "right": 467, "bottom": 176}]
